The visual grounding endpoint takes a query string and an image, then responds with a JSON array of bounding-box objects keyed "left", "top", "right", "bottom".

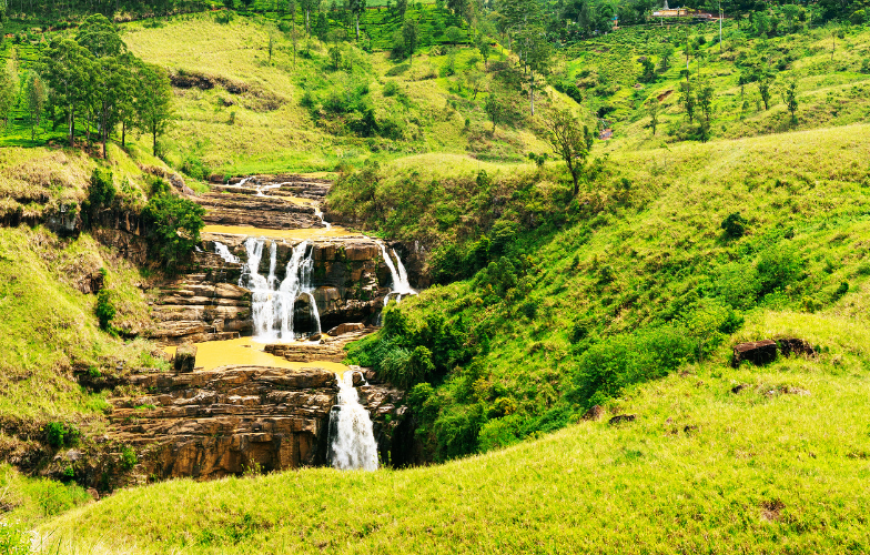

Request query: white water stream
[
  {"left": 378, "top": 243, "right": 417, "bottom": 305},
  {"left": 328, "top": 370, "right": 379, "bottom": 471},
  {"left": 213, "top": 241, "right": 240, "bottom": 264},
  {"left": 238, "top": 238, "right": 322, "bottom": 341}
]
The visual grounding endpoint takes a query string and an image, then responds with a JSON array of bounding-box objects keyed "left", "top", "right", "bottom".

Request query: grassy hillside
[
  {"left": 551, "top": 21, "right": 870, "bottom": 150},
  {"left": 115, "top": 12, "right": 563, "bottom": 176},
  {"left": 40, "top": 340, "right": 870, "bottom": 553},
  {"left": 336, "top": 121, "right": 870, "bottom": 459}
]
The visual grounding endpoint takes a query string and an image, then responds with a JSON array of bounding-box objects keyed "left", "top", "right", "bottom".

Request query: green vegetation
[
  {"left": 142, "top": 193, "right": 206, "bottom": 270},
  {"left": 338, "top": 121, "right": 870, "bottom": 459},
  {"left": 40, "top": 342, "right": 870, "bottom": 553}
]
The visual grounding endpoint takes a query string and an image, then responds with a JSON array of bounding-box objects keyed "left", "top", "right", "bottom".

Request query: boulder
[
  {"left": 174, "top": 344, "right": 197, "bottom": 373},
  {"left": 732, "top": 340, "right": 778, "bottom": 367},
  {"left": 608, "top": 414, "right": 636, "bottom": 426},
  {"left": 326, "top": 322, "right": 365, "bottom": 336},
  {"left": 778, "top": 338, "right": 815, "bottom": 358},
  {"left": 583, "top": 405, "right": 604, "bottom": 421}
]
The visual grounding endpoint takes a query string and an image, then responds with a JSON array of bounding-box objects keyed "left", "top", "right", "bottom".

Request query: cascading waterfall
[
  {"left": 314, "top": 205, "right": 332, "bottom": 230},
  {"left": 378, "top": 242, "right": 416, "bottom": 306},
  {"left": 327, "top": 371, "right": 379, "bottom": 471},
  {"left": 239, "top": 238, "right": 321, "bottom": 341},
  {"left": 213, "top": 241, "right": 240, "bottom": 264}
]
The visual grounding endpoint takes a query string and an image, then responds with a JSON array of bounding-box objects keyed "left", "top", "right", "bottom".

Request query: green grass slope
[
  {"left": 336, "top": 121, "right": 870, "bottom": 458},
  {"left": 40, "top": 341, "right": 870, "bottom": 554}
]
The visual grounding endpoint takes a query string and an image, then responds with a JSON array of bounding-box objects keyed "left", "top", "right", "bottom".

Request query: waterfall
[
  {"left": 327, "top": 371, "right": 379, "bottom": 471},
  {"left": 239, "top": 239, "right": 321, "bottom": 341},
  {"left": 231, "top": 176, "right": 253, "bottom": 188},
  {"left": 314, "top": 205, "right": 332, "bottom": 230},
  {"left": 378, "top": 243, "right": 417, "bottom": 306},
  {"left": 213, "top": 241, "right": 240, "bottom": 264}
]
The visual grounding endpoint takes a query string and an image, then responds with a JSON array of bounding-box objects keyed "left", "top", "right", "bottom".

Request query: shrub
[
  {"left": 95, "top": 290, "right": 116, "bottom": 331},
  {"left": 721, "top": 212, "right": 748, "bottom": 238},
  {"left": 383, "top": 80, "right": 400, "bottom": 97},
  {"left": 120, "top": 446, "right": 138, "bottom": 471},
  {"left": 568, "top": 326, "right": 696, "bottom": 408},
  {"left": 88, "top": 168, "right": 116, "bottom": 208},
  {"left": 756, "top": 245, "right": 803, "bottom": 295},
  {"left": 44, "top": 422, "right": 80, "bottom": 448},
  {"left": 143, "top": 194, "right": 206, "bottom": 271}
]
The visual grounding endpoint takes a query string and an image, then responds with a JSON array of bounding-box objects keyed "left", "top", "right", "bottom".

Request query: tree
[
  {"left": 657, "top": 45, "right": 672, "bottom": 75},
  {"left": 697, "top": 78, "right": 714, "bottom": 125},
  {"left": 545, "top": 109, "right": 594, "bottom": 197},
  {"left": 485, "top": 91, "right": 502, "bottom": 133},
  {"left": 223, "top": 0, "right": 235, "bottom": 9},
  {"left": 396, "top": 0, "right": 407, "bottom": 19},
  {"left": 402, "top": 20, "right": 418, "bottom": 64},
  {"left": 647, "top": 98, "right": 659, "bottom": 136},
  {"left": 76, "top": 14, "right": 125, "bottom": 58},
  {"left": 518, "top": 27, "right": 551, "bottom": 116},
  {"left": 445, "top": 25, "right": 462, "bottom": 45},
  {"left": 329, "top": 45, "right": 343, "bottom": 69},
  {"left": 42, "top": 38, "right": 94, "bottom": 147},
  {"left": 680, "top": 77, "right": 695, "bottom": 123},
  {"left": 300, "top": 0, "right": 320, "bottom": 33},
  {"left": 477, "top": 36, "right": 491, "bottom": 70},
  {"left": 241, "top": 0, "right": 255, "bottom": 8},
  {"left": 26, "top": 72, "right": 46, "bottom": 140},
  {"left": 782, "top": 80, "right": 798, "bottom": 126},
  {"left": 639, "top": 57, "right": 655, "bottom": 83},
  {"left": 349, "top": 0, "right": 366, "bottom": 40},
  {"left": 0, "top": 64, "right": 14, "bottom": 128},
  {"left": 143, "top": 194, "right": 206, "bottom": 271},
  {"left": 135, "top": 63, "right": 173, "bottom": 156},
  {"left": 758, "top": 75, "right": 772, "bottom": 110}
]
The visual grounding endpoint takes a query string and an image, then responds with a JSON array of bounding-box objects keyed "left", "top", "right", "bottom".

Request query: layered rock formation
[{"left": 108, "top": 365, "right": 413, "bottom": 480}]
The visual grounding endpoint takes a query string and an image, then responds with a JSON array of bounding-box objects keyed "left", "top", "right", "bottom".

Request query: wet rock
[
  {"left": 732, "top": 340, "right": 778, "bottom": 367},
  {"left": 174, "top": 344, "right": 197, "bottom": 373},
  {"left": 608, "top": 414, "right": 636, "bottom": 425},
  {"left": 327, "top": 322, "right": 365, "bottom": 336}
]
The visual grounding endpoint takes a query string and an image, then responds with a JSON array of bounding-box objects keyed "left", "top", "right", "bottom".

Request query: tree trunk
[
  {"left": 122, "top": 121, "right": 126, "bottom": 149},
  {"left": 68, "top": 108, "right": 74, "bottom": 147},
  {"left": 153, "top": 129, "right": 158, "bottom": 156},
  {"left": 529, "top": 71, "right": 535, "bottom": 115},
  {"left": 305, "top": 10, "right": 309, "bottom": 33},
  {"left": 355, "top": 13, "right": 360, "bottom": 40}
]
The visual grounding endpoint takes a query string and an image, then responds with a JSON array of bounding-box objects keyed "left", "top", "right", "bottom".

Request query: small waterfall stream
[
  {"left": 214, "top": 241, "right": 240, "bottom": 264},
  {"left": 327, "top": 370, "right": 379, "bottom": 471},
  {"left": 378, "top": 243, "right": 417, "bottom": 305}
]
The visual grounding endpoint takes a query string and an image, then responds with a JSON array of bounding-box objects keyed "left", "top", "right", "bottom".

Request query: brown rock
[
  {"left": 174, "top": 344, "right": 197, "bottom": 373},
  {"left": 608, "top": 414, "right": 636, "bottom": 426},
  {"left": 732, "top": 340, "right": 778, "bottom": 367},
  {"left": 583, "top": 405, "right": 604, "bottom": 421},
  {"left": 731, "top": 383, "right": 749, "bottom": 394},
  {"left": 327, "top": 322, "right": 365, "bottom": 336},
  {"left": 778, "top": 338, "right": 815, "bottom": 358}
]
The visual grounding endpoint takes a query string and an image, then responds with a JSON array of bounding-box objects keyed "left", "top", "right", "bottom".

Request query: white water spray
[
  {"left": 239, "top": 239, "right": 322, "bottom": 341},
  {"left": 314, "top": 205, "right": 332, "bottom": 230},
  {"left": 213, "top": 241, "right": 240, "bottom": 264},
  {"left": 328, "top": 371, "right": 379, "bottom": 471},
  {"left": 378, "top": 243, "right": 416, "bottom": 306}
]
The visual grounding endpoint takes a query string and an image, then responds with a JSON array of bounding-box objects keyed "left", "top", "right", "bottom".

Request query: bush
[
  {"left": 44, "top": 422, "right": 80, "bottom": 448},
  {"left": 95, "top": 290, "right": 116, "bottom": 331},
  {"left": 721, "top": 212, "right": 748, "bottom": 238},
  {"left": 756, "top": 245, "right": 803, "bottom": 295},
  {"left": 143, "top": 194, "right": 206, "bottom": 271},
  {"left": 383, "top": 80, "right": 401, "bottom": 97},
  {"left": 120, "top": 446, "right": 138, "bottom": 471},
  {"left": 568, "top": 326, "right": 696, "bottom": 408},
  {"left": 88, "top": 168, "right": 116, "bottom": 208}
]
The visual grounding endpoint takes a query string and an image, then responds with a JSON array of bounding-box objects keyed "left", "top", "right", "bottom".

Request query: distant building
[{"left": 652, "top": 0, "right": 722, "bottom": 19}]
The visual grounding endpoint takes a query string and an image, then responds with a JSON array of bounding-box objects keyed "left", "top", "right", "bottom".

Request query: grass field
[{"left": 38, "top": 341, "right": 870, "bottom": 554}]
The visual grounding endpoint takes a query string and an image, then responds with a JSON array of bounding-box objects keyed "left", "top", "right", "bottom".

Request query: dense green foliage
[{"left": 142, "top": 193, "right": 206, "bottom": 270}]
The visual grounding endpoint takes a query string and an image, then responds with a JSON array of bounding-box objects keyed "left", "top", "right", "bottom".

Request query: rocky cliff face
[{"left": 107, "top": 365, "right": 413, "bottom": 480}]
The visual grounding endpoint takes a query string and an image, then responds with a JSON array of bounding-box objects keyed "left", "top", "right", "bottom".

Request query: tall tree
[
  {"left": 300, "top": 0, "right": 320, "bottom": 33},
  {"left": 135, "top": 62, "right": 173, "bottom": 157},
  {"left": 0, "top": 64, "right": 14, "bottom": 128},
  {"left": 477, "top": 35, "right": 491, "bottom": 70},
  {"left": 518, "top": 26, "right": 551, "bottom": 116},
  {"left": 485, "top": 90, "right": 502, "bottom": 133},
  {"left": 26, "top": 72, "right": 46, "bottom": 140},
  {"left": 782, "top": 80, "right": 798, "bottom": 126},
  {"left": 402, "top": 19, "right": 418, "bottom": 64},
  {"left": 545, "top": 109, "right": 594, "bottom": 197},
  {"left": 647, "top": 97, "right": 659, "bottom": 136},
  {"left": 42, "top": 38, "right": 94, "bottom": 147},
  {"left": 349, "top": 0, "right": 366, "bottom": 40},
  {"left": 758, "top": 74, "right": 772, "bottom": 110}
]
